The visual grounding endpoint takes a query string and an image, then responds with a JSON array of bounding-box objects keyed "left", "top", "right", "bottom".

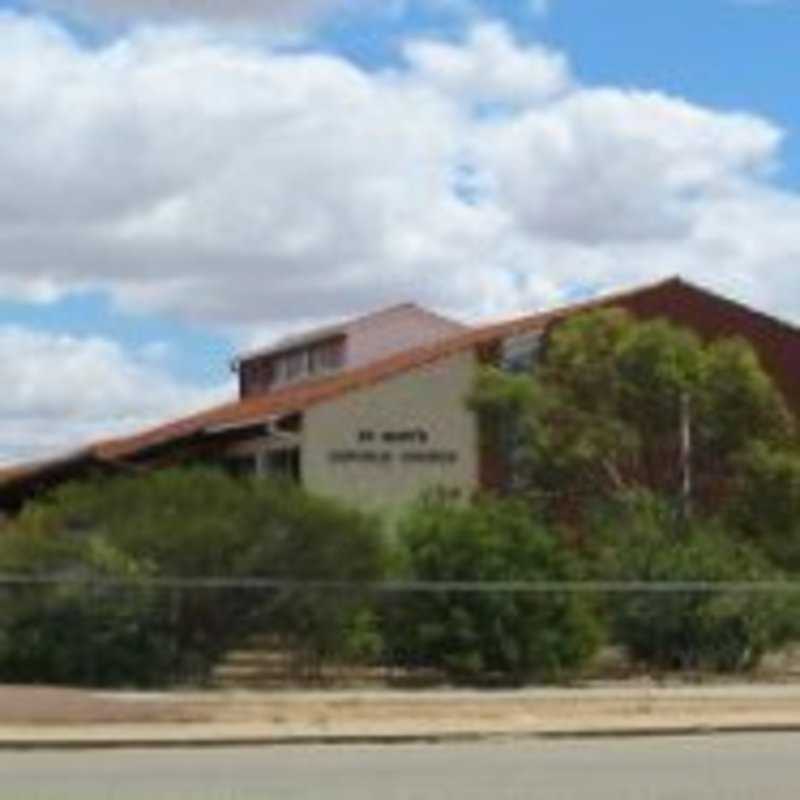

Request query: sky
[{"left": 1, "top": 0, "right": 799, "bottom": 463}]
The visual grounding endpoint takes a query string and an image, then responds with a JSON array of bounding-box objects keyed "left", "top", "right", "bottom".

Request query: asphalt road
[{"left": 2, "top": 734, "right": 800, "bottom": 799}]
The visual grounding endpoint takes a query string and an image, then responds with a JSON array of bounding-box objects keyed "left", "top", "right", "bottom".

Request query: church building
[{"left": 2, "top": 277, "right": 799, "bottom": 516}]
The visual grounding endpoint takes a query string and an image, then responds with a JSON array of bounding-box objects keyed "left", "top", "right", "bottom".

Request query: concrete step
[{"left": 212, "top": 640, "right": 394, "bottom": 689}]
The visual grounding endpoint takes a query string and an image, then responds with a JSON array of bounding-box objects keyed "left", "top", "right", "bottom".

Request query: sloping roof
[
  {"left": 105, "top": 278, "right": 694, "bottom": 459},
  {"left": 0, "top": 447, "right": 105, "bottom": 502},
  {"left": 3, "top": 275, "right": 799, "bottom": 497},
  {"left": 6, "top": 277, "right": 680, "bottom": 472}
]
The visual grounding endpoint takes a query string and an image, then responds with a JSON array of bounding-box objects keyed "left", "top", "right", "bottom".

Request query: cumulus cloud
[
  {"left": 0, "top": 327, "right": 231, "bottom": 464},
  {"left": 0, "top": 14, "right": 504, "bottom": 327},
  {"left": 29, "top": 0, "right": 381, "bottom": 26},
  {"left": 404, "top": 21, "right": 571, "bottom": 105},
  {"left": 0, "top": 11, "right": 799, "bottom": 347},
  {"left": 475, "top": 88, "right": 781, "bottom": 243}
]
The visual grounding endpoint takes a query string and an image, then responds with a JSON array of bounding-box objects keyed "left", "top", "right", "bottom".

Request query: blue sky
[
  {"left": 331, "top": 0, "right": 784, "bottom": 206},
  {"left": 323, "top": 0, "right": 800, "bottom": 178},
  {"left": 1, "top": 0, "right": 799, "bottom": 461},
  {"left": 545, "top": 0, "right": 800, "bottom": 187}
]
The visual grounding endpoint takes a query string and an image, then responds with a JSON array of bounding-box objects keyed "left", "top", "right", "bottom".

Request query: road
[{"left": 1, "top": 734, "right": 799, "bottom": 799}]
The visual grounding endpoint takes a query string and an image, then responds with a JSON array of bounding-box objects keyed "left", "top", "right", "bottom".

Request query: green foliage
[
  {"left": 0, "top": 468, "right": 388, "bottom": 686},
  {"left": 588, "top": 492, "right": 799, "bottom": 672},
  {"left": 237, "top": 479, "right": 389, "bottom": 673},
  {"left": 699, "top": 340, "right": 792, "bottom": 458},
  {"left": 0, "top": 530, "right": 173, "bottom": 687},
  {"left": 727, "top": 443, "right": 800, "bottom": 571},
  {"left": 469, "top": 366, "right": 543, "bottom": 445},
  {"left": 389, "top": 497, "right": 601, "bottom": 684},
  {"left": 14, "top": 467, "right": 254, "bottom": 576},
  {"left": 470, "top": 311, "right": 800, "bottom": 672},
  {"left": 471, "top": 309, "right": 795, "bottom": 520}
]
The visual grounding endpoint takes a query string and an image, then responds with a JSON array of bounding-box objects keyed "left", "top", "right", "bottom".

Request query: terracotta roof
[
  {"left": 0, "top": 465, "right": 29, "bottom": 483},
  {"left": 81, "top": 276, "right": 687, "bottom": 463},
  {"left": 0, "top": 448, "right": 99, "bottom": 494},
  {"left": 0, "top": 277, "right": 679, "bottom": 486}
]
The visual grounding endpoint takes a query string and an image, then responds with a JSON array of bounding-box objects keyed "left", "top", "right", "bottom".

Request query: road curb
[{"left": 4, "top": 724, "right": 800, "bottom": 751}]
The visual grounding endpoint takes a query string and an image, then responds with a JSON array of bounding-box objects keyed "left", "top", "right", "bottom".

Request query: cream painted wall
[{"left": 301, "top": 351, "right": 479, "bottom": 517}]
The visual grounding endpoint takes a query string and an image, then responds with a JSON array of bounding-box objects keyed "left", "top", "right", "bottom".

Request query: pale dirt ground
[{"left": 5, "top": 681, "right": 800, "bottom": 741}]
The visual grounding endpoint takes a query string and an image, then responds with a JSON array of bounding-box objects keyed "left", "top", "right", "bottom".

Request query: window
[
  {"left": 272, "top": 357, "right": 286, "bottom": 384},
  {"left": 255, "top": 338, "right": 345, "bottom": 391},
  {"left": 309, "top": 339, "right": 344, "bottom": 374},
  {"left": 224, "top": 454, "right": 255, "bottom": 478},
  {"left": 501, "top": 333, "right": 542, "bottom": 374},
  {"left": 240, "top": 359, "right": 275, "bottom": 397},
  {"left": 262, "top": 448, "right": 301, "bottom": 482},
  {"left": 284, "top": 349, "right": 308, "bottom": 381}
]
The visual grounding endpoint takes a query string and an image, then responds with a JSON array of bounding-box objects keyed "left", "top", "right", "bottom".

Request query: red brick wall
[{"left": 611, "top": 281, "right": 800, "bottom": 417}]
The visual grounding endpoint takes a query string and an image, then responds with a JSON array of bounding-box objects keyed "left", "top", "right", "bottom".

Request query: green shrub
[
  {"left": 389, "top": 496, "right": 601, "bottom": 685},
  {"left": 727, "top": 443, "right": 800, "bottom": 572},
  {"left": 0, "top": 469, "right": 388, "bottom": 686},
  {"left": 238, "top": 479, "right": 389, "bottom": 675},
  {"left": 0, "top": 533, "right": 175, "bottom": 687},
  {"left": 588, "top": 492, "right": 799, "bottom": 672}
]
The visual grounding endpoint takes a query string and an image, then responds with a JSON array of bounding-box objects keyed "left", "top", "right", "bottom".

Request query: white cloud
[
  {"left": 474, "top": 88, "right": 781, "bottom": 243},
  {"left": 29, "top": 0, "right": 381, "bottom": 27},
  {"left": 0, "top": 11, "right": 799, "bottom": 358},
  {"left": 403, "top": 21, "right": 571, "bottom": 105},
  {"left": 0, "top": 327, "right": 231, "bottom": 464},
  {"left": 0, "top": 14, "right": 509, "bottom": 327}
]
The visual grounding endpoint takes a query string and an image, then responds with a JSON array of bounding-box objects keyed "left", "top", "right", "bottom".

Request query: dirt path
[
  {"left": 5, "top": 683, "right": 800, "bottom": 736},
  {"left": 0, "top": 686, "right": 205, "bottom": 725}
]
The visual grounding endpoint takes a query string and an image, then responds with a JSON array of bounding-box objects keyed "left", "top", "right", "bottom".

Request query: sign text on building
[{"left": 329, "top": 428, "right": 458, "bottom": 465}]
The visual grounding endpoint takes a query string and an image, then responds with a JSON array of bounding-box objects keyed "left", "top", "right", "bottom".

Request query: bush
[
  {"left": 727, "top": 443, "right": 800, "bottom": 572},
  {"left": 588, "top": 492, "right": 799, "bottom": 672},
  {"left": 0, "top": 468, "right": 389, "bottom": 686},
  {"left": 0, "top": 534, "right": 175, "bottom": 687},
  {"left": 388, "top": 496, "right": 601, "bottom": 685},
  {"left": 238, "top": 478, "right": 389, "bottom": 675}
]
